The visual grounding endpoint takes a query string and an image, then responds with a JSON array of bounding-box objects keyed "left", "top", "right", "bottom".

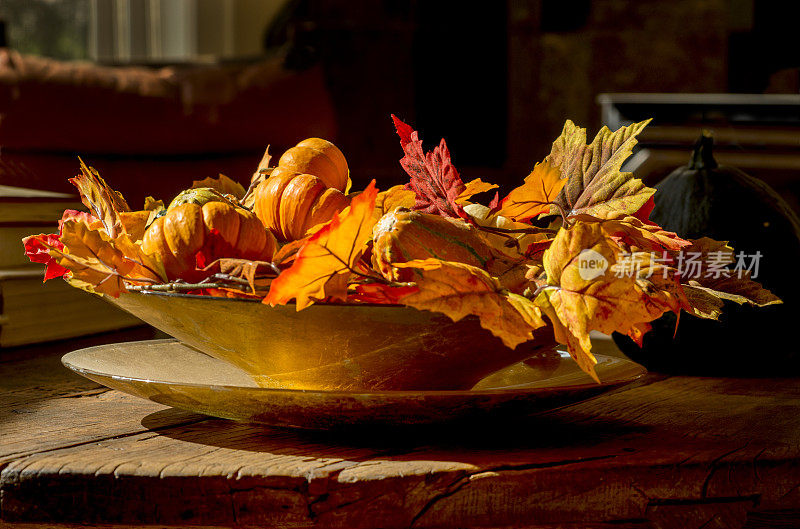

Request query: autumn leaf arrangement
[{"left": 24, "top": 117, "right": 780, "bottom": 382}]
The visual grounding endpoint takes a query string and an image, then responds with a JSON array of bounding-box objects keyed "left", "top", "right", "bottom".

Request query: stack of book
[{"left": 0, "top": 185, "right": 142, "bottom": 347}]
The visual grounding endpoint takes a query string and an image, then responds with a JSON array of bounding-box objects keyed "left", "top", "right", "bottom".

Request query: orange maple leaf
[
  {"left": 493, "top": 161, "right": 565, "bottom": 222},
  {"left": 265, "top": 181, "right": 379, "bottom": 310},
  {"left": 455, "top": 178, "right": 499, "bottom": 205},
  {"left": 118, "top": 210, "right": 152, "bottom": 242}
]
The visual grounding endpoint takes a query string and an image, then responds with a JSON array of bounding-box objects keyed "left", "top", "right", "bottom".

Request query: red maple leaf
[
  {"left": 391, "top": 114, "right": 467, "bottom": 220},
  {"left": 23, "top": 233, "right": 69, "bottom": 281},
  {"left": 632, "top": 196, "right": 656, "bottom": 224},
  {"left": 23, "top": 209, "right": 102, "bottom": 282}
]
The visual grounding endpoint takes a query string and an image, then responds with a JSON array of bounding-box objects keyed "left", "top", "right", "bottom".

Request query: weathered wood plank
[
  {"left": 2, "top": 335, "right": 800, "bottom": 528},
  {"left": 0, "top": 329, "right": 203, "bottom": 465},
  {"left": 3, "top": 373, "right": 800, "bottom": 528}
]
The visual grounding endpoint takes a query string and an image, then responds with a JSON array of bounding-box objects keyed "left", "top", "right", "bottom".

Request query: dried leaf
[
  {"left": 392, "top": 114, "right": 468, "bottom": 220},
  {"left": 538, "top": 220, "right": 687, "bottom": 381},
  {"left": 682, "top": 284, "right": 725, "bottom": 320},
  {"left": 242, "top": 147, "right": 272, "bottom": 209},
  {"left": 200, "top": 258, "right": 277, "bottom": 295},
  {"left": 50, "top": 220, "right": 135, "bottom": 297},
  {"left": 143, "top": 196, "right": 165, "bottom": 211},
  {"left": 680, "top": 237, "right": 734, "bottom": 265},
  {"left": 118, "top": 211, "right": 151, "bottom": 243},
  {"left": 374, "top": 185, "right": 416, "bottom": 220},
  {"left": 572, "top": 214, "right": 691, "bottom": 255},
  {"left": 271, "top": 237, "right": 309, "bottom": 268},
  {"left": 26, "top": 214, "right": 166, "bottom": 296},
  {"left": 493, "top": 162, "right": 565, "bottom": 222},
  {"left": 192, "top": 173, "right": 246, "bottom": 199},
  {"left": 69, "top": 160, "right": 130, "bottom": 238},
  {"left": 687, "top": 275, "right": 781, "bottom": 308},
  {"left": 535, "top": 289, "right": 596, "bottom": 376},
  {"left": 394, "top": 258, "right": 547, "bottom": 349},
  {"left": 548, "top": 120, "right": 654, "bottom": 219},
  {"left": 112, "top": 233, "right": 168, "bottom": 285},
  {"left": 265, "top": 181, "right": 379, "bottom": 310},
  {"left": 455, "top": 178, "right": 499, "bottom": 205},
  {"left": 24, "top": 210, "right": 102, "bottom": 281}
]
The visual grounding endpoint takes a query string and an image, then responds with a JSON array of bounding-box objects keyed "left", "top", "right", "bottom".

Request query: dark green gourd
[{"left": 613, "top": 134, "right": 800, "bottom": 374}]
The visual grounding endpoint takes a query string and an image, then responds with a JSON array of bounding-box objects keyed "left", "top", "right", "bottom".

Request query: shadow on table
[{"left": 140, "top": 406, "right": 650, "bottom": 460}]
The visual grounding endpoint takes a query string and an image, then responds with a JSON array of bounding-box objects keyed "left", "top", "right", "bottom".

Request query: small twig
[
  {"left": 127, "top": 282, "right": 267, "bottom": 293},
  {"left": 198, "top": 274, "right": 252, "bottom": 287},
  {"left": 549, "top": 201, "right": 573, "bottom": 228},
  {"left": 241, "top": 166, "right": 276, "bottom": 207}
]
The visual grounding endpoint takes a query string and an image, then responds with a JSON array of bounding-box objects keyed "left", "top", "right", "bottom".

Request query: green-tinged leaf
[{"left": 548, "top": 119, "right": 654, "bottom": 218}]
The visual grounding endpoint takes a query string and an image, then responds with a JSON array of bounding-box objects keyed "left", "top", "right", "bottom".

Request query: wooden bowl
[{"left": 104, "top": 291, "right": 556, "bottom": 391}]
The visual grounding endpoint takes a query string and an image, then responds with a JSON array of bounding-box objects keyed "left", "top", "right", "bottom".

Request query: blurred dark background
[{"left": 0, "top": 0, "right": 798, "bottom": 205}]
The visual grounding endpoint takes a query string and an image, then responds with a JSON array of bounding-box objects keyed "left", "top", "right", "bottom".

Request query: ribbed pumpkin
[
  {"left": 142, "top": 188, "right": 278, "bottom": 279},
  {"left": 277, "top": 138, "right": 349, "bottom": 192},
  {"left": 253, "top": 138, "right": 351, "bottom": 242}
]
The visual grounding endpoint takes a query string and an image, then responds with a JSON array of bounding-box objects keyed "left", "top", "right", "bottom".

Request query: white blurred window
[{"left": 0, "top": 0, "right": 287, "bottom": 64}]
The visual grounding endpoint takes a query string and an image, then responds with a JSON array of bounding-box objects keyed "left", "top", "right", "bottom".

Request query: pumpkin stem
[{"left": 689, "top": 131, "right": 718, "bottom": 171}]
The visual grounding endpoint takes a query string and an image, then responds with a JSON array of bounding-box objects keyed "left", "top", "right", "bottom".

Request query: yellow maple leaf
[
  {"left": 265, "top": 181, "right": 379, "bottom": 310},
  {"left": 48, "top": 219, "right": 165, "bottom": 297},
  {"left": 537, "top": 220, "right": 687, "bottom": 381},
  {"left": 455, "top": 178, "right": 499, "bottom": 205},
  {"left": 493, "top": 162, "right": 565, "bottom": 222},
  {"left": 69, "top": 160, "right": 131, "bottom": 239},
  {"left": 394, "top": 258, "right": 546, "bottom": 349},
  {"left": 373, "top": 185, "right": 416, "bottom": 220}
]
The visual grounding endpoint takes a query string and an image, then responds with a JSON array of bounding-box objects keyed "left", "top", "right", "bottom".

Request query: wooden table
[{"left": 2, "top": 332, "right": 799, "bottom": 529}]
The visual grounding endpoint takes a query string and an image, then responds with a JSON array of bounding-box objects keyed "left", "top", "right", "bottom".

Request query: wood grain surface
[{"left": 1, "top": 334, "right": 799, "bottom": 529}]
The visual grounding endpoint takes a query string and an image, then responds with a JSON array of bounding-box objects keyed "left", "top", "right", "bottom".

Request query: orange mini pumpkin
[
  {"left": 253, "top": 172, "right": 350, "bottom": 242},
  {"left": 253, "top": 138, "right": 351, "bottom": 242},
  {"left": 276, "top": 138, "right": 349, "bottom": 192},
  {"left": 142, "top": 188, "right": 277, "bottom": 279}
]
